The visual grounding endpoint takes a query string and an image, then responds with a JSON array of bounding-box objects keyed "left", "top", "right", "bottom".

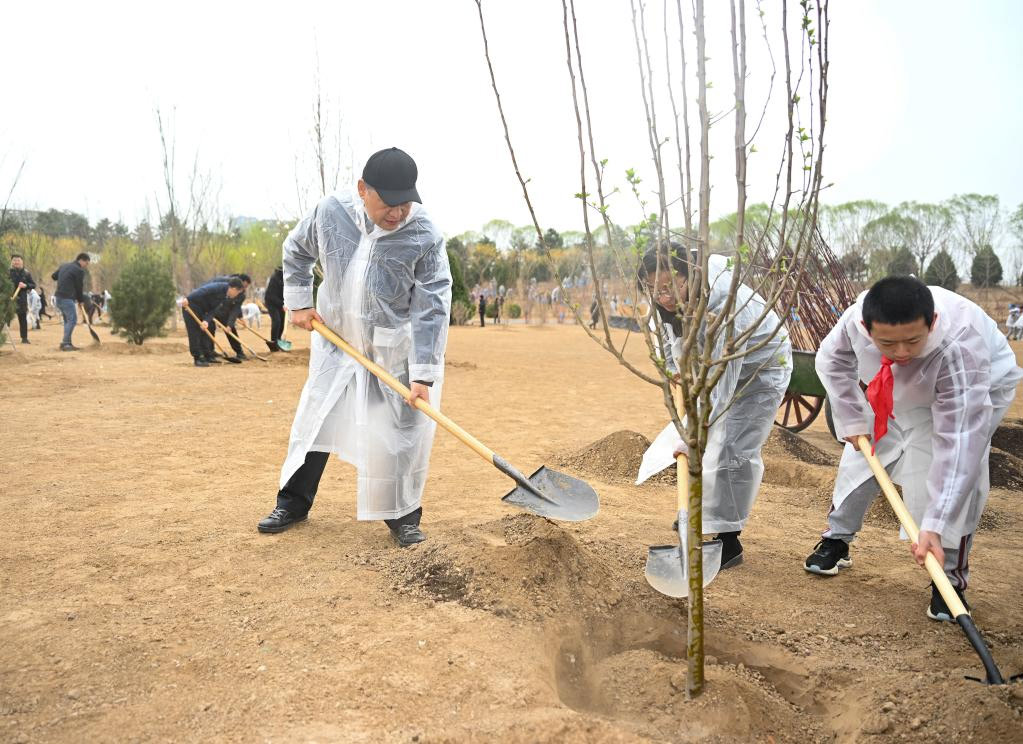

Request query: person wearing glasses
[{"left": 635, "top": 242, "right": 792, "bottom": 570}]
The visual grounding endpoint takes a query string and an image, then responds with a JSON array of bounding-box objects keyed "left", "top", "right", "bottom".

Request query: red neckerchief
[{"left": 865, "top": 356, "right": 894, "bottom": 454}]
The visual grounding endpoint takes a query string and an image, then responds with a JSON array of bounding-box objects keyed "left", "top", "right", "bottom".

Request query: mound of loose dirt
[
  {"left": 990, "top": 447, "right": 1023, "bottom": 490},
  {"left": 993, "top": 422, "right": 1023, "bottom": 458},
  {"left": 763, "top": 428, "right": 838, "bottom": 467},
  {"left": 555, "top": 430, "right": 674, "bottom": 484},
  {"left": 266, "top": 348, "right": 310, "bottom": 367},
  {"left": 383, "top": 514, "right": 621, "bottom": 619}
]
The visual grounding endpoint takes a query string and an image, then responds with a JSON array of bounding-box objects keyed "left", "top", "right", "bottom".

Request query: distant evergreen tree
[
  {"left": 886, "top": 246, "right": 918, "bottom": 276},
  {"left": 109, "top": 252, "right": 177, "bottom": 344},
  {"left": 970, "top": 245, "right": 1003, "bottom": 287},
  {"left": 923, "top": 250, "right": 960, "bottom": 291}
]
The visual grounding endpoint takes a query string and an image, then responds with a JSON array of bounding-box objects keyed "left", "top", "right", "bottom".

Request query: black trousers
[
  {"left": 183, "top": 309, "right": 211, "bottom": 359},
  {"left": 479, "top": 311, "right": 485, "bottom": 327},
  {"left": 267, "top": 303, "right": 286, "bottom": 343},
  {"left": 16, "top": 307, "right": 28, "bottom": 341},
  {"left": 276, "top": 450, "right": 423, "bottom": 529},
  {"left": 220, "top": 324, "right": 243, "bottom": 355}
]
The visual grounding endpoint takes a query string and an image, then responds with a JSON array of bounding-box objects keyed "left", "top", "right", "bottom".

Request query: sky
[{"left": 2, "top": 0, "right": 1021, "bottom": 241}]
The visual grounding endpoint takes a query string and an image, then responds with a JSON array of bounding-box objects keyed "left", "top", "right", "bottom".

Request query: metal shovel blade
[
  {"left": 645, "top": 539, "right": 723, "bottom": 596},
  {"left": 501, "top": 465, "right": 599, "bottom": 522}
]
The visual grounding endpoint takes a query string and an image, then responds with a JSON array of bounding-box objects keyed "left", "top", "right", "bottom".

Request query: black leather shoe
[
  {"left": 257, "top": 507, "right": 307, "bottom": 533},
  {"left": 194, "top": 358, "right": 210, "bottom": 367},
  {"left": 21, "top": 339, "right": 30, "bottom": 344},
  {"left": 390, "top": 524, "right": 426, "bottom": 547},
  {"left": 205, "top": 355, "right": 223, "bottom": 364}
]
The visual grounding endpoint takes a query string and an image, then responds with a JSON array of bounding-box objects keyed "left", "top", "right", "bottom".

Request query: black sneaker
[
  {"left": 718, "top": 531, "right": 744, "bottom": 569},
  {"left": 21, "top": 338, "right": 30, "bottom": 344},
  {"left": 804, "top": 537, "right": 851, "bottom": 576},
  {"left": 60, "top": 343, "right": 80, "bottom": 351},
  {"left": 257, "top": 507, "right": 307, "bottom": 534},
  {"left": 231, "top": 354, "right": 246, "bottom": 362},
  {"left": 391, "top": 524, "right": 426, "bottom": 547},
  {"left": 927, "top": 582, "right": 970, "bottom": 622},
  {"left": 194, "top": 358, "right": 210, "bottom": 367},
  {"left": 205, "top": 355, "right": 223, "bottom": 364}
]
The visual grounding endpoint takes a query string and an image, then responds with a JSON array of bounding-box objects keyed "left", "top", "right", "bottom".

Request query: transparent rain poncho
[
  {"left": 279, "top": 190, "right": 452, "bottom": 520},
  {"left": 637, "top": 255, "right": 792, "bottom": 533},
  {"left": 818, "top": 286, "right": 1022, "bottom": 546}
]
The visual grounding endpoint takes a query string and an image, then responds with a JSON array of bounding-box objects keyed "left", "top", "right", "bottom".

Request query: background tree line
[{"left": 3, "top": 193, "right": 1022, "bottom": 303}]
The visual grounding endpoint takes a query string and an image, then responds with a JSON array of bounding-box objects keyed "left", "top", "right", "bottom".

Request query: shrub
[
  {"left": 923, "top": 250, "right": 960, "bottom": 291},
  {"left": 970, "top": 245, "right": 1003, "bottom": 287},
  {"left": 485, "top": 302, "right": 498, "bottom": 319},
  {"left": 109, "top": 252, "right": 178, "bottom": 344},
  {"left": 0, "top": 268, "right": 13, "bottom": 346},
  {"left": 450, "top": 300, "right": 474, "bottom": 326},
  {"left": 507, "top": 303, "right": 522, "bottom": 319},
  {"left": 447, "top": 248, "right": 470, "bottom": 306}
]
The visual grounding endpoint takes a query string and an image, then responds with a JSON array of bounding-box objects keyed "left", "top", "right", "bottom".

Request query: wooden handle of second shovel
[
  {"left": 856, "top": 435, "right": 969, "bottom": 619},
  {"left": 215, "top": 318, "right": 265, "bottom": 359},
  {"left": 311, "top": 319, "right": 497, "bottom": 465},
  {"left": 11, "top": 286, "right": 22, "bottom": 301}
]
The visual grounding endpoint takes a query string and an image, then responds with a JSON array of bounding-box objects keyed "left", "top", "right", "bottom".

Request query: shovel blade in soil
[
  {"left": 276, "top": 338, "right": 293, "bottom": 351},
  {"left": 645, "top": 539, "right": 723, "bottom": 596},
  {"left": 501, "top": 466, "right": 599, "bottom": 522}
]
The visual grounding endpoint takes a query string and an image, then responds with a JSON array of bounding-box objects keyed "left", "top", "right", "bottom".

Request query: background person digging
[
  {"left": 258, "top": 147, "right": 451, "bottom": 548},
  {"left": 8, "top": 254, "right": 36, "bottom": 344},
  {"left": 805, "top": 276, "right": 1023, "bottom": 621},
  {"left": 51, "top": 252, "right": 90, "bottom": 351},
  {"left": 181, "top": 277, "right": 245, "bottom": 366}
]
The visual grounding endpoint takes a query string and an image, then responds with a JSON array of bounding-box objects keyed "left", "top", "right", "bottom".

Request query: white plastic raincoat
[
  {"left": 637, "top": 255, "right": 793, "bottom": 533},
  {"left": 279, "top": 190, "right": 452, "bottom": 521},
  {"left": 817, "top": 286, "right": 1022, "bottom": 547}
]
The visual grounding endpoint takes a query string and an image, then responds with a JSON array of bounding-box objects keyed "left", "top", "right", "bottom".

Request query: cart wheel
[
  {"left": 775, "top": 392, "right": 824, "bottom": 432},
  {"left": 824, "top": 398, "right": 839, "bottom": 441}
]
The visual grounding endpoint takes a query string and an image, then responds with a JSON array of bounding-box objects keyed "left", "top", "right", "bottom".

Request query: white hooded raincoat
[
  {"left": 817, "top": 286, "right": 1022, "bottom": 547},
  {"left": 637, "top": 255, "right": 793, "bottom": 533},
  {"left": 279, "top": 191, "right": 451, "bottom": 521}
]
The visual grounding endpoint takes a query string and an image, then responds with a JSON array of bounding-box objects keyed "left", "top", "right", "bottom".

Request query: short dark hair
[
  {"left": 862, "top": 276, "right": 934, "bottom": 331},
  {"left": 227, "top": 277, "right": 244, "bottom": 290},
  {"left": 233, "top": 273, "right": 252, "bottom": 284},
  {"left": 10, "top": 253, "right": 23, "bottom": 260},
  {"left": 75, "top": 252, "right": 91, "bottom": 262},
  {"left": 637, "top": 241, "right": 689, "bottom": 289}
]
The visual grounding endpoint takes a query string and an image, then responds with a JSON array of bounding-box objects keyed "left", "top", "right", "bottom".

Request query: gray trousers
[{"left": 823, "top": 459, "right": 974, "bottom": 590}]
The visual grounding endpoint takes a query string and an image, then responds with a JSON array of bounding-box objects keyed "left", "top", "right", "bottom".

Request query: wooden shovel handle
[
  {"left": 311, "top": 319, "right": 496, "bottom": 465},
  {"left": 856, "top": 435, "right": 969, "bottom": 618},
  {"left": 184, "top": 305, "right": 230, "bottom": 356},
  {"left": 240, "top": 322, "right": 273, "bottom": 344},
  {"left": 10, "top": 286, "right": 22, "bottom": 301},
  {"left": 214, "top": 318, "right": 266, "bottom": 360}
]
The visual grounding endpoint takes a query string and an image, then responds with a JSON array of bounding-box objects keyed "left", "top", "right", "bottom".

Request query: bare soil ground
[{"left": 2, "top": 318, "right": 1022, "bottom": 743}]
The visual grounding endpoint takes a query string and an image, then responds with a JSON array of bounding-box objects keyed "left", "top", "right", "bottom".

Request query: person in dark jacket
[
  {"left": 478, "top": 293, "right": 486, "bottom": 327},
  {"left": 52, "top": 252, "right": 90, "bottom": 351},
  {"left": 36, "top": 285, "right": 53, "bottom": 325},
  {"left": 211, "top": 274, "right": 251, "bottom": 360},
  {"left": 264, "top": 266, "right": 285, "bottom": 351},
  {"left": 9, "top": 254, "right": 36, "bottom": 343},
  {"left": 181, "top": 277, "right": 244, "bottom": 366}
]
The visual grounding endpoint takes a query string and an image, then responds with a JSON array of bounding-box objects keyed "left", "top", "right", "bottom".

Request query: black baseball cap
[{"left": 361, "top": 147, "right": 421, "bottom": 206}]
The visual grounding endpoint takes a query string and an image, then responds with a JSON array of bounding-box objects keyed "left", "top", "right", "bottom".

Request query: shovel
[
  {"left": 214, "top": 318, "right": 269, "bottom": 362},
  {"left": 78, "top": 302, "right": 101, "bottom": 344},
  {"left": 857, "top": 435, "right": 1020, "bottom": 685},
  {"left": 183, "top": 305, "right": 241, "bottom": 363},
  {"left": 311, "top": 319, "right": 598, "bottom": 521},
  {"left": 239, "top": 319, "right": 292, "bottom": 352},
  {"left": 645, "top": 448, "right": 724, "bottom": 596},
  {"left": 10, "top": 286, "right": 22, "bottom": 301}
]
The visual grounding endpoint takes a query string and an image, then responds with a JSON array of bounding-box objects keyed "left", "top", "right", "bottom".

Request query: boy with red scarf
[{"left": 804, "top": 276, "right": 1022, "bottom": 621}]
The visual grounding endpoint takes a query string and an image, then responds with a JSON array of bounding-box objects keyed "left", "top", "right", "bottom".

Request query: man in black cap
[
  {"left": 258, "top": 147, "right": 452, "bottom": 548},
  {"left": 8, "top": 254, "right": 36, "bottom": 344}
]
